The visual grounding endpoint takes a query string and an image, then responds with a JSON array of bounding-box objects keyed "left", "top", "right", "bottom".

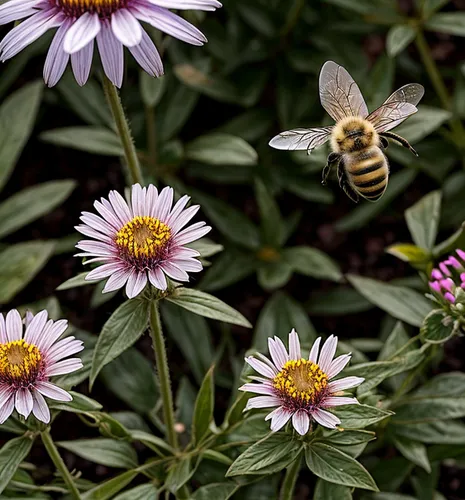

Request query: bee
[{"left": 269, "top": 61, "right": 424, "bottom": 202}]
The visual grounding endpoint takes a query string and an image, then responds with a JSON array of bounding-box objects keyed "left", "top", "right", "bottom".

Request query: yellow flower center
[
  {"left": 273, "top": 359, "right": 328, "bottom": 405},
  {"left": 57, "top": 0, "right": 123, "bottom": 17},
  {"left": 0, "top": 340, "right": 42, "bottom": 383},
  {"left": 115, "top": 216, "right": 171, "bottom": 260}
]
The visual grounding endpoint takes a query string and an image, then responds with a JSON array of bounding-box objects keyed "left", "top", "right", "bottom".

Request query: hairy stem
[
  {"left": 149, "top": 300, "right": 178, "bottom": 449},
  {"left": 279, "top": 455, "right": 301, "bottom": 500},
  {"left": 41, "top": 430, "right": 82, "bottom": 500},
  {"left": 103, "top": 76, "right": 144, "bottom": 185}
]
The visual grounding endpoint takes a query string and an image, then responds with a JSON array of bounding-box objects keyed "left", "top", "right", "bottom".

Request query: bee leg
[
  {"left": 322, "top": 152, "right": 341, "bottom": 185},
  {"left": 379, "top": 136, "right": 389, "bottom": 150},
  {"left": 337, "top": 159, "right": 359, "bottom": 203},
  {"left": 380, "top": 132, "right": 418, "bottom": 156}
]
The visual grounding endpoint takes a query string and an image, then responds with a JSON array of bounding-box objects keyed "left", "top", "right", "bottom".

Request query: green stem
[
  {"left": 41, "top": 430, "right": 82, "bottom": 500},
  {"left": 279, "top": 455, "right": 301, "bottom": 500},
  {"left": 149, "top": 300, "right": 178, "bottom": 449},
  {"left": 415, "top": 30, "right": 465, "bottom": 148},
  {"left": 102, "top": 75, "right": 144, "bottom": 185}
]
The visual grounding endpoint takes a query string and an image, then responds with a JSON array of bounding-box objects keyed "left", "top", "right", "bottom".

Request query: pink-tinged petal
[
  {"left": 75, "top": 224, "right": 113, "bottom": 242},
  {"left": 170, "top": 258, "right": 203, "bottom": 273},
  {"left": 125, "top": 271, "right": 147, "bottom": 298},
  {"left": 171, "top": 247, "right": 200, "bottom": 259},
  {"left": 245, "top": 395, "right": 281, "bottom": 410},
  {"left": 327, "top": 354, "right": 351, "bottom": 379},
  {"left": 63, "top": 12, "right": 100, "bottom": 54},
  {"left": 288, "top": 329, "right": 301, "bottom": 360},
  {"left": 323, "top": 396, "right": 359, "bottom": 407},
  {"left": 169, "top": 205, "right": 199, "bottom": 235},
  {"left": 24, "top": 310, "right": 48, "bottom": 344},
  {"left": 148, "top": 268, "right": 167, "bottom": 290},
  {"left": 15, "top": 388, "right": 33, "bottom": 418},
  {"left": 111, "top": 8, "right": 142, "bottom": 47},
  {"left": 429, "top": 281, "right": 441, "bottom": 293},
  {"left": 43, "top": 19, "right": 71, "bottom": 87},
  {"left": 134, "top": 5, "right": 207, "bottom": 46},
  {"left": 308, "top": 337, "right": 321, "bottom": 363},
  {"left": 0, "top": 314, "right": 7, "bottom": 344},
  {"left": 35, "top": 319, "right": 68, "bottom": 352},
  {"left": 448, "top": 256, "right": 461, "bottom": 269},
  {"left": 148, "top": 0, "right": 221, "bottom": 10},
  {"left": 174, "top": 222, "right": 211, "bottom": 245},
  {"left": 444, "top": 292, "right": 456, "bottom": 304},
  {"left": 85, "top": 263, "right": 125, "bottom": 281},
  {"left": 439, "top": 262, "right": 451, "bottom": 277},
  {"left": 165, "top": 195, "right": 190, "bottom": 226},
  {"left": 292, "top": 410, "right": 310, "bottom": 435},
  {"left": 0, "top": 0, "right": 39, "bottom": 26},
  {"left": 245, "top": 356, "right": 277, "bottom": 379},
  {"left": 131, "top": 184, "right": 145, "bottom": 216},
  {"left": 6, "top": 310, "right": 22, "bottom": 342},
  {"left": 94, "top": 200, "right": 121, "bottom": 230},
  {"left": 97, "top": 20, "right": 123, "bottom": 87},
  {"left": 31, "top": 389, "right": 50, "bottom": 423},
  {"left": 23, "top": 311, "right": 34, "bottom": 328},
  {"left": 160, "top": 262, "right": 189, "bottom": 282},
  {"left": 46, "top": 337, "right": 84, "bottom": 363},
  {"left": 108, "top": 190, "right": 132, "bottom": 222},
  {"left": 0, "top": 385, "right": 14, "bottom": 405},
  {"left": 0, "top": 395, "right": 15, "bottom": 424},
  {"left": 75, "top": 240, "right": 114, "bottom": 256},
  {"left": 153, "top": 187, "right": 173, "bottom": 221},
  {"left": 146, "top": 185, "right": 159, "bottom": 209},
  {"left": 328, "top": 376, "right": 365, "bottom": 392},
  {"left": 103, "top": 268, "right": 130, "bottom": 293},
  {"left": 238, "top": 382, "right": 274, "bottom": 395},
  {"left": 27, "top": 319, "right": 52, "bottom": 347},
  {"left": 128, "top": 26, "right": 163, "bottom": 77},
  {"left": 318, "top": 335, "right": 338, "bottom": 373},
  {"left": 457, "top": 249, "right": 465, "bottom": 260},
  {"left": 0, "top": 9, "right": 63, "bottom": 61},
  {"left": 35, "top": 381, "right": 72, "bottom": 402},
  {"left": 45, "top": 358, "right": 83, "bottom": 377},
  {"left": 265, "top": 407, "right": 292, "bottom": 432},
  {"left": 431, "top": 268, "right": 442, "bottom": 280},
  {"left": 80, "top": 212, "right": 114, "bottom": 234},
  {"left": 71, "top": 39, "right": 94, "bottom": 86},
  {"left": 311, "top": 408, "right": 340, "bottom": 429},
  {"left": 268, "top": 337, "right": 288, "bottom": 370},
  {"left": 440, "top": 278, "right": 454, "bottom": 292}
]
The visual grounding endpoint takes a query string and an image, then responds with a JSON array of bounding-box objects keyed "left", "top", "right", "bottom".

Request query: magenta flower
[
  {"left": 75, "top": 184, "right": 211, "bottom": 299},
  {"left": 239, "top": 330, "right": 364, "bottom": 435},
  {"left": 0, "top": 0, "right": 222, "bottom": 87},
  {"left": 429, "top": 249, "right": 465, "bottom": 305},
  {"left": 0, "top": 310, "right": 83, "bottom": 424}
]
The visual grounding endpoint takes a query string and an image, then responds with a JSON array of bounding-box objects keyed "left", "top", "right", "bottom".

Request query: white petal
[
  {"left": 328, "top": 376, "right": 365, "bottom": 392},
  {"left": 125, "top": 271, "right": 147, "bottom": 298},
  {"left": 63, "top": 12, "right": 100, "bottom": 54},
  {"left": 245, "top": 356, "right": 277, "bottom": 379},
  {"left": 45, "top": 358, "right": 83, "bottom": 377},
  {"left": 0, "top": 314, "right": 6, "bottom": 343},
  {"left": 111, "top": 8, "right": 142, "bottom": 47},
  {"left": 318, "top": 335, "right": 338, "bottom": 373},
  {"left": 147, "top": 0, "right": 221, "bottom": 10},
  {"left": 288, "top": 328, "right": 301, "bottom": 360},
  {"left": 103, "top": 268, "right": 131, "bottom": 293},
  {"left": 311, "top": 408, "right": 341, "bottom": 429},
  {"left": 31, "top": 389, "right": 50, "bottom": 423},
  {"left": 24, "top": 310, "right": 48, "bottom": 344},
  {"left": 245, "top": 395, "right": 281, "bottom": 410},
  {"left": 327, "top": 354, "right": 351, "bottom": 379},
  {"left": 15, "top": 389, "right": 33, "bottom": 418},
  {"left": 308, "top": 337, "right": 321, "bottom": 363},
  {"left": 292, "top": 410, "right": 310, "bottom": 435},
  {"left": 266, "top": 407, "right": 292, "bottom": 432},
  {"left": 268, "top": 337, "right": 288, "bottom": 370},
  {"left": 6, "top": 310, "right": 22, "bottom": 342},
  {"left": 35, "top": 381, "right": 72, "bottom": 401},
  {"left": 0, "top": 395, "right": 14, "bottom": 424},
  {"left": 238, "top": 382, "right": 274, "bottom": 395},
  {"left": 323, "top": 396, "right": 359, "bottom": 407}
]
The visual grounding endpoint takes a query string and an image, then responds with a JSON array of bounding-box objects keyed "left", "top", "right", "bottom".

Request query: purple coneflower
[
  {"left": 0, "top": 0, "right": 222, "bottom": 87},
  {"left": 429, "top": 249, "right": 465, "bottom": 305},
  {"left": 239, "top": 330, "right": 364, "bottom": 435},
  {"left": 0, "top": 310, "right": 83, "bottom": 424},
  {"left": 75, "top": 184, "right": 211, "bottom": 299}
]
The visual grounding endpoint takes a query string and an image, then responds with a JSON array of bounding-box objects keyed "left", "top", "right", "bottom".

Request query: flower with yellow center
[
  {"left": 239, "top": 330, "right": 364, "bottom": 435},
  {"left": 0, "top": 310, "right": 83, "bottom": 424},
  {"left": 76, "top": 184, "right": 211, "bottom": 298}
]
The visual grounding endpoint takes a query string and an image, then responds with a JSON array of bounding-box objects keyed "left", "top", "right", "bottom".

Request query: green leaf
[
  {"left": 0, "top": 180, "right": 76, "bottom": 239},
  {"left": 347, "top": 274, "right": 432, "bottom": 327},
  {"left": 405, "top": 190, "right": 441, "bottom": 250},
  {"left": 0, "top": 435, "right": 34, "bottom": 493},
  {"left": 332, "top": 404, "right": 394, "bottom": 428},
  {"left": 392, "top": 397, "right": 465, "bottom": 424},
  {"left": 283, "top": 246, "right": 342, "bottom": 282},
  {"left": 0, "top": 81, "right": 42, "bottom": 191},
  {"left": 313, "top": 479, "right": 352, "bottom": 500},
  {"left": 57, "top": 439, "right": 137, "bottom": 469},
  {"left": 305, "top": 443, "right": 378, "bottom": 491},
  {"left": 186, "top": 134, "right": 258, "bottom": 166},
  {"left": 49, "top": 392, "right": 102, "bottom": 413},
  {"left": 82, "top": 471, "right": 138, "bottom": 500},
  {"left": 101, "top": 347, "right": 158, "bottom": 413},
  {"left": 391, "top": 420, "right": 465, "bottom": 444},
  {"left": 130, "top": 429, "right": 174, "bottom": 456},
  {"left": 378, "top": 321, "right": 411, "bottom": 361},
  {"left": 140, "top": 73, "right": 166, "bottom": 108},
  {"left": 307, "top": 287, "right": 373, "bottom": 316},
  {"left": 165, "top": 456, "right": 195, "bottom": 493},
  {"left": 394, "top": 106, "right": 451, "bottom": 143},
  {"left": 254, "top": 291, "right": 317, "bottom": 352},
  {"left": 393, "top": 436, "right": 431, "bottom": 472},
  {"left": 40, "top": 127, "right": 123, "bottom": 156},
  {"left": 386, "top": 244, "right": 430, "bottom": 265},
  {"left": 0, "top": 241, "right": 55, "bottom": 304},
  {"left": 257, "top": 260, "right": 293, "bottom": 290},
  {"left": 192, "top": 366, "right": 215, "bottom": 445},
  {"left": 114, "top": 483, "right": 158, "bottom": 500},
  {"left": 387, "top": 25, "right": 416, "bottom": 57},
  {"left": 425, "top": 12, "right": 465, "bottom": 36},
  {"left": 420, "top": 309, "right": 457, "bottom": 344},
  {"left": 166, "top": 288, "right": 251, "bottom": 327},
  {"left": 422, "top": 0, "right": 450, "bottom": 16},
  {"left": 227, "top": 433, "right": 303, "bottom": 476},
  {"left": 415, "top": 372, "right": 465, "bottom": 397},
  {"left": 90, "top": 299, "right": 150, "bottom": 388},
  {"left": 192, "top": 482, "right": 238, "bottom": 500},
  {"left": 188, "top": 238, "right": 223, "bottom": 259},
  {"left": 56, "top": 272, "right": 90, "bottom": 291},
  {"left": 255, "top": 179, "right": 283, "bottom": 247},
  {"left": 320, "top": 430, "right": 376, "bottom": 446}
]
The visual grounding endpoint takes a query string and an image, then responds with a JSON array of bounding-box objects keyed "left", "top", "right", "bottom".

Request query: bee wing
[
  {"left": 269, "top": 126, "right": 333, "bottom": 151},
  {"left": 319, "top": 61, "right": 369, "bottom": 122},
  {"left": 367, "top": 83, "right": 424, "bottom": 133}
]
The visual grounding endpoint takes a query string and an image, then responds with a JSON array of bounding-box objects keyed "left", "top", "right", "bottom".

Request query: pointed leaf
[
  {"left": 386, "top": 25, "right": 416, "bottom": 57},
  {"left": 283, "top": 246, "right": 342, "bottom": 282},
  {"left": 393, "top": 436, "right": 431, "bottom": 472},
  {"left": 314, "top": 479, "right": 352, "bottom": 500},
  {"left": 192, "top": 366, "right": 215, "bottom": 445},
  {"left": 0, "top": 435, "right": 34, "bottom": 493},
  {"left": 82, "top": 471, "right": 138, "bottom": 500},
  {"left": 331, "top": 404, "right": 394, "bottom": 428},
  {"left": 405, "top": 190, "right": 442, "bottom": 250},
  {"left": 140, "top": 73, "right": 166, "bottom": 108},
  {"left": 425, "top": 12, "right": 465, "bottom": 36}
]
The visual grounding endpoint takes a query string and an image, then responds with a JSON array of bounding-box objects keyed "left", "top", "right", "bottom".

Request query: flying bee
[{"left": 269, "top": 61, "right": 424, "bottom": 202}]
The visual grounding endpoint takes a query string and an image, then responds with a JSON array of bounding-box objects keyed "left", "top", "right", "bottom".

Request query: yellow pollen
[
  {"left": 115, "top": 216, "right": 171, "bottom": 259},
  {"left": 0, "top": 340, "right": 41, "bottom": 381},
  {"left": 273, "top": 359, "right": 328, "bottom": 405}
]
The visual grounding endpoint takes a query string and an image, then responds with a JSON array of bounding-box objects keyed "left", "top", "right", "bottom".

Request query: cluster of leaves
[{"left": 1, "top": 0, "right": 465, "bottom": 498}]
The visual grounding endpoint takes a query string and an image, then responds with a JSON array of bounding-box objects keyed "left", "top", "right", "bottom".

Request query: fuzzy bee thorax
[{"left": 330, "top": 116, "right": 379, "bottom": 154}]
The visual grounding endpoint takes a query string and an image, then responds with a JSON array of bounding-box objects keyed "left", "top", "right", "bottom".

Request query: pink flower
[
  {"left": 0, "top": 310, "right": 83, "bottom": 424},
  {"left": 75, "top": 184, "right": 211, "bottom": 299},
  {"left": 239, "top": 330, "right": 364, "bottom": 435}
]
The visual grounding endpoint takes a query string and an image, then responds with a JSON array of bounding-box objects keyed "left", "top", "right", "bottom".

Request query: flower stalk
[
  {"left": 41, "top": 430, "right": 82, "bottom": 500},
  {"left": 149, "top": 300, "right": 178, "bottom": 449}
]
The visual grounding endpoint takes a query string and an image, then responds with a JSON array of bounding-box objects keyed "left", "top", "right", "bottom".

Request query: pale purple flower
[
  {"left": 239, "top": 330, "right": 364, "bottom": 435},
  {"left": 0, "top": 0, "right": 222, "bottom": 87},
  {"left": 428, "top": 249, "right": 465, "bottom": 306},
  {"left": 75, "top": 184, "right": 211, "bottom": 299},
  {"left": 0, "top": 310, "right": 83, "bottom": 424}
]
